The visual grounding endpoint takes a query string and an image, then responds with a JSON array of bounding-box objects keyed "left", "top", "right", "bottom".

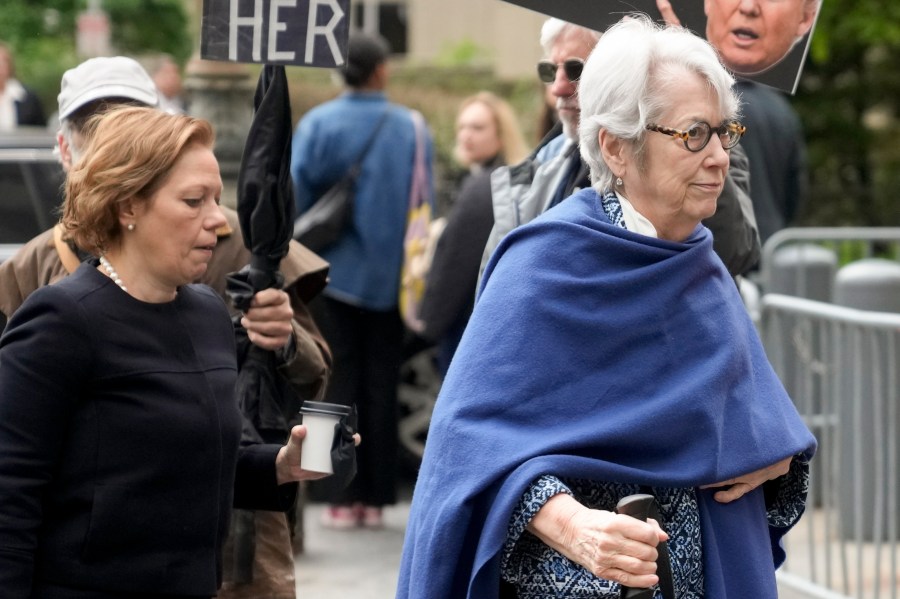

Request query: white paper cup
[{"left": 298, "top": 401, "right": 351, "bottom": 474}]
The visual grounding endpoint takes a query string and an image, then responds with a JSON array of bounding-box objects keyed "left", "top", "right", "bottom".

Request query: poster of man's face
[
  {"left": 501, "top": 0, "right": 823, "bottom": 93},
  {"left": 705, "top": 0, "right": 819, "bottom": 78}
]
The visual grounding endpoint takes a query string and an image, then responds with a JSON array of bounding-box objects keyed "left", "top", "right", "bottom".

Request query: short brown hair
[{"left": 62, "top": 106, "right": 215, "bottom": 254}]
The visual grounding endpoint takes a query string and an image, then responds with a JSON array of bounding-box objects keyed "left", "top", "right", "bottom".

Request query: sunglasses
[{"left": 537, "top": 58, "right": 585, "bottom": 84}]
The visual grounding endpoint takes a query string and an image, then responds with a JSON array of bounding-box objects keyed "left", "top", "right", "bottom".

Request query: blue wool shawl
[{"left": 396, "top": 188, "right": 816, "bottom": 599}]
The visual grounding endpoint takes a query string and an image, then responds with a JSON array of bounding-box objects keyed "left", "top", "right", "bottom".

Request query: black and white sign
[{"left": 201, "top": 0, "right": 351, "bottom": 67}]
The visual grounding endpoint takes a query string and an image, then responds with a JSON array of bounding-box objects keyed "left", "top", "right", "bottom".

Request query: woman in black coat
[{"left": 0, "top": 107, "right": 338, "bottom": 598}]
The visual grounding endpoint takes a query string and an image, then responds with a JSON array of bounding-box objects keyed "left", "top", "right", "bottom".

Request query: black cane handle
[{"left": 615, "top": 494, "right": 675, "bottom": 599}]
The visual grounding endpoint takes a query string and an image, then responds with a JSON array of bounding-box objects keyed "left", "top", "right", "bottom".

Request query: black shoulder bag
[{"left": 293, "top": 109, "right": 391, "bottom": 252}]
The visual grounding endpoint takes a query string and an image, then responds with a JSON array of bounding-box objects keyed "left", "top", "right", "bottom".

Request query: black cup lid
[{"left": 299, "top": 401, "right": 352, "bottom": 418}]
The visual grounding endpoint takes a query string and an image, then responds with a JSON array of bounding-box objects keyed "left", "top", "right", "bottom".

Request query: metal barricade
[{"left": 762, "top": 294, "right": 900, "bottom": 599}]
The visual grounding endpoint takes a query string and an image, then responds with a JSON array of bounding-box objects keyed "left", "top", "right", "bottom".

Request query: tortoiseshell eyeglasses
[{"left": 645, "top": 120, "right": 746, "bottom": 152}]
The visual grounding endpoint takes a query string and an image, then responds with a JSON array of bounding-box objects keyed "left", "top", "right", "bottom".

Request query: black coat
[
  {"left": 0, "top": 264, "right": 295, "bottom": 598},
  {"left": 14, "top": 85, "right": 46, "bottom": 127}
]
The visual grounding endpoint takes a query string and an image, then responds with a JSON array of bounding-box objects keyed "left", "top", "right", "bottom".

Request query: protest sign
[{"left": 201, "top": 0, "right": 351, "bottom": 67}]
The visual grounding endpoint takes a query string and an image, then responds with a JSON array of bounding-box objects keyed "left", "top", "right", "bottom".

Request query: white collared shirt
[{"left": 614, "top": 191, "right": 658, "bottom": 238}]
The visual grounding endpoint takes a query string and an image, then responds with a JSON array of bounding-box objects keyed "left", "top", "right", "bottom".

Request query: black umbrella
[
  {"left": 227, "top": 64, "right": 295, "bottom": 308},
  {"left": 223, "top": 66, "right": 357, "bottom": 581},
  {"left": 224, "top": 64, "right": 298, "bottom": 584}
]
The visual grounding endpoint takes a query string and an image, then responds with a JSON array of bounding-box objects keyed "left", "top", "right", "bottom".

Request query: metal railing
[{"left": 762, "top": 294, "right": 900, "bottom": 599}]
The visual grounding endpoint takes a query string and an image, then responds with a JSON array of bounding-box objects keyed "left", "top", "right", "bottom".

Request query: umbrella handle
[{"left": 615, "top": 494, "right": 675, "bottom": 599}]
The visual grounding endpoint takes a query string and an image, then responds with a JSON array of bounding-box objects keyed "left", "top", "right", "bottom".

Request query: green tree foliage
[
  {"left": 103, "top": 0, "right": 192, "bottom": 65},
  {"left": 794, "top": 0, "right": 900, "bottom": 226},
  {"left": 0, "top": 0, "right": 191, "bottom": 116},
  {"left": 0, "top": 1, "right": 79, "bottom": 109}
]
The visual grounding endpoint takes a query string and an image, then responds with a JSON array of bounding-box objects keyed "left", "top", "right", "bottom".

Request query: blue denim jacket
[{"left": 290, "top": 91, "right": 434, "bottom": 310}]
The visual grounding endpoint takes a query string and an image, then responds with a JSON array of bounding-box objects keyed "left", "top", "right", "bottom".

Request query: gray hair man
[{"left": 55, "top": 56, "right": 159, "bottom": 169}]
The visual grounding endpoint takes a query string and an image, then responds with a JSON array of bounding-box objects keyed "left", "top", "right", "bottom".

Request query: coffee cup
[{"left": 298, "top": 401, "right": 352, "bottom": 474}]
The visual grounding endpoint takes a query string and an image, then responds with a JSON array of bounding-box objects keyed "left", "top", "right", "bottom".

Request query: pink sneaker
[
  {"left": 361, "top": 506, "right": 383, "bottom": 529},
  {"left": 321, "top": 505, "right": 359, "bottom": 530}
]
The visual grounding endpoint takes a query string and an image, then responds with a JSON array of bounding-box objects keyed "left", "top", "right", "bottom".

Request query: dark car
[{"left": 0, "top": 127, "right": 65, "bottom": 263}]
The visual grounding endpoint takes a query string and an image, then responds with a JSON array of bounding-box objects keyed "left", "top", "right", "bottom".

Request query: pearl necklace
[{"left": 99, "top": 255, "right": 128, "bottom": 292}]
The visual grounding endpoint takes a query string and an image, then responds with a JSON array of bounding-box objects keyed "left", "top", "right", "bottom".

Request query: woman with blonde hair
[
  {"left": 418, "top": 91, "right": 528, "bottom": 375},
  {"left": 454, "top": 91, "right": 528, "bottom": 171}
]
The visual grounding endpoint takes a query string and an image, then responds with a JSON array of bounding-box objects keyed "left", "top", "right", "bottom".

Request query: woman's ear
[
  {"left": 599, "top": 129, "right": 628, "bottom": 176},
  {"left": 117, "top": 198, "right": 138, "bottom": 228}
]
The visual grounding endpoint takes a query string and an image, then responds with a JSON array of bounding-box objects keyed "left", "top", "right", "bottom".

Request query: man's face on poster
[{"left": 704, "top": 0, "right": 818, "bottom": 76}]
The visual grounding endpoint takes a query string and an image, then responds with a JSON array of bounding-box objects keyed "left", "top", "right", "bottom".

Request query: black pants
[{"left": 308, "top": 295, "right": 404, "bottom": 506}]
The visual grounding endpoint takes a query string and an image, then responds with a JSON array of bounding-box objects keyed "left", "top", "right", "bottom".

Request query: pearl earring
[
  {"left": 615, "top": 177, "right": 623, "bottom": 187},
  {"left": 127, "top": 223, "right": 135, "bottom": 231}
]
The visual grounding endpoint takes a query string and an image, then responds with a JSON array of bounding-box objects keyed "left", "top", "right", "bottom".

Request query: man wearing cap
[
  {"left": 291, "top": 33, "right": 434, "bottom": 529},
  {"left": 0, "top": 56, "right": 331, "bottom": 599}
]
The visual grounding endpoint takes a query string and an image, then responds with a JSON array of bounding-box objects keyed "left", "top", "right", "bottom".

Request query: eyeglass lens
[
  {"left": 537, "top": 59, "right": 584, "bottom": 83},
  {"left": 685, "top": 122, "right": 742, "bottom": 151}
]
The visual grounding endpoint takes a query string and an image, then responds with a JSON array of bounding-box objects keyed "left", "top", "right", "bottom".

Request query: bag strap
[
  {"left": 347, "top": 107, "right": 392, "bottom": 176},
  {"left": 407, "top": 110, "right": 430, "bottom": 211}
]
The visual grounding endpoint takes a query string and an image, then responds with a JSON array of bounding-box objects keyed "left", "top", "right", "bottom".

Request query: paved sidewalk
[{"left": 294, "top": 498, "right": 411, "bottom": 599}]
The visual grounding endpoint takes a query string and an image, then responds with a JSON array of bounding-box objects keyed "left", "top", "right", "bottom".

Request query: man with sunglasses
[{"left": 482, "top": 18, "right": 761, "bottom": 283}]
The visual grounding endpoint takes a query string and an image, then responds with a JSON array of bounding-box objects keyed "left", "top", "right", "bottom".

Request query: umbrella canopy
[{"left": 228, "top": 64, "right": 296, "bottom": 310}]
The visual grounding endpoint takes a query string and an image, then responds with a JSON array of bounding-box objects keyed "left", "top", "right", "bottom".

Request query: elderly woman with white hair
[{"left": 397, "top": 15, "right": 815, "bottom": 599}]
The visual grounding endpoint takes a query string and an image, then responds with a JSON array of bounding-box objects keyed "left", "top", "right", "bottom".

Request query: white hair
[
  {"left": 539, "top": 18, "right": 601, "bottom": 57},
  {"left": 57, "top": 120, "right": 82, "bottom": 165},
  {"left": 578, "top": 15, "right": 739, "bottom": 191}
]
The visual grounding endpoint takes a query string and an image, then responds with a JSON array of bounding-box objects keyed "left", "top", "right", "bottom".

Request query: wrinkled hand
[
  {"left": 275, "top": 425, "right": 362, "bottom": 485},
  {"left": 563, "top": 509, "right": 667, "bottom": 588},
  {"left": 241, "top": 288, "right": 294, "bottom": 351},
  {"left": 655, "top": 0, "right": 681, "bottom": 26},
  {"left": 701, "top": 456, "right": 793, "bottom": 503},
  {"left": 532, "top": 495, "right": 668, "bottom": 590}
]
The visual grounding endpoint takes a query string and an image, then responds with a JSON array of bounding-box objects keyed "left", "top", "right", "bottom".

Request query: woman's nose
[
  {"left": 707, "top": 140, "right": 731, "bottom": 170},
  {"left": 206, "top": 202, "right": 228, "bottom": 230}
]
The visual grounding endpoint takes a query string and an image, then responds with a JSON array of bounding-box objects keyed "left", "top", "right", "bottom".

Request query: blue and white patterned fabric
[{"left": 599, "top": 190, "right": 625, "bottom": 229}]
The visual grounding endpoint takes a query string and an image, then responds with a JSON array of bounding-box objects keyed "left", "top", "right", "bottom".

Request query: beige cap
[{"left": 58, "top": 56, "right": 159, "bottom": 121}]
